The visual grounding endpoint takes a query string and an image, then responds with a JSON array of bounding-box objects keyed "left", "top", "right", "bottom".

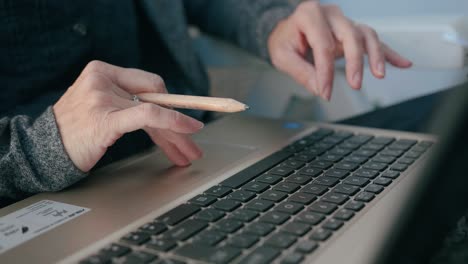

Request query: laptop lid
[{"left": 379, "top": 82, "right": 468, "bottom": 263}]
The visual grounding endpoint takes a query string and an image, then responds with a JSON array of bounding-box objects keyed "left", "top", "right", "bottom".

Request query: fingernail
[
  {"left": 190, "top": 119, "right": 204, "bottom": 130},
  {"left": 377, "top": 62, "right": 385, "bottom": 77},
  {"left": 322, "top": 85, "right": 331, "bottom": 101},
  {"left": 353, "top": 72, "right": 361, "bottom": 88}
]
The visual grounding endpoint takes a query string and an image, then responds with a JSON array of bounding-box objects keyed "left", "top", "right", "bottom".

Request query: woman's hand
[
  {"left": 53, "top": 60, "right": 204, "bottom": 172},
  {"left": 268, "top": 1, "right": 413, "bottom": 101}
]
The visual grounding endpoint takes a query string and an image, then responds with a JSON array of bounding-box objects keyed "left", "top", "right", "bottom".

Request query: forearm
[
  {"left": 0, "top": 107, "right": 87, "bottom": 200},
  {"left": 185, "top": 0, "right": 299, "bottom": 60}
]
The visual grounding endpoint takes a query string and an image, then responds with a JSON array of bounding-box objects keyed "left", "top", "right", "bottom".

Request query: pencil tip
[{"left": 245, "top": 105, "right": 250, "bottom": 110}]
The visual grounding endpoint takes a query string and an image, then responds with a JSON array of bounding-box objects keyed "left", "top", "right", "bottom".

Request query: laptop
[{"left": 0, "top": 82, "right": 466, "bottom": 264}]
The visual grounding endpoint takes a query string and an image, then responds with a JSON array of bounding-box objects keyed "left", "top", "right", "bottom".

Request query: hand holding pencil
[{"left": 135, "top": 93, "right": 250, "bottom": 113}]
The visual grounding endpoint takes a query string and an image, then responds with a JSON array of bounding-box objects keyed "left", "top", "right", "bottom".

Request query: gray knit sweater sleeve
[
  {"left": 184, "top": 0, "right": 300, "bottom": 61},
  {"left": 0, "top": 107, "right": 87, "bottom": 200}
]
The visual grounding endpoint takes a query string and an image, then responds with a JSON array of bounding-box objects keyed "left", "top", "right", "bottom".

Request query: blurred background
[{"left": 191, "top": 0, "right": 468, "bottom": 122}]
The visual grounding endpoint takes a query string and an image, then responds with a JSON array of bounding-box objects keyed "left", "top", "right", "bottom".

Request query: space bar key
[
  {"left": 175, "top": 244, "right": 241, "bottom": 264},
  {"left": 220, "top": 150, "right": 292, "bottom": 189}
]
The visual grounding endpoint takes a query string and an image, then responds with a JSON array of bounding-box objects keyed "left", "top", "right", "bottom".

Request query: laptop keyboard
[{"left": 80, "top": 128, "right": 433, "bottom": 264}]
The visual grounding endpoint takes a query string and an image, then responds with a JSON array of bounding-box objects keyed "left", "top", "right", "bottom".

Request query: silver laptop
[{"left": 0, "top": 83, "right": 467, "bottom": 264}]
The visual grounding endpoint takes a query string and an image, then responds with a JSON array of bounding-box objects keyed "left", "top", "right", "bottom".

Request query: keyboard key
[
  {"left": 348, "top": 134, "right": 373, "bottom": 144},
  {"left": 295, "top": 240, "right": 318, "bottom": 253},
  {"left": 256, "top": 174, "right": 282, "bottom": 185},
  {"left": 344, "top": 155, "right": 368, "bottom": 164},
  {"left": 382, "top": 170, "right": 400, "bottom": 179},
  {"left": 280, "top": 159, "right": 306, "bottom": 169},
  {"left": 260, "top": 190, "right": 288, "bottom": 202},
  {"left": 339, "top": 142, "right": 361, "bottom": 150},
  {"left": 227, "top": 234, "right": 259, "bottom": 248},
  {"left": 121, "top": 251, "right": 157, "bottom": 264},
  {"left": 390, "top": 164, "right": 408, "bottom": 172},
  {"left": 362, "top": 162, "right": 387, "bottom": 171},
  {"left": 276, "top": 202, "right": 304, "bottom": 215},
  {"left": 297, "top": 167, "right": 322, "bottom": 177},
  {"left": 294, "top": 152, "right": 316, "bottom": 162},
  {"left": 175, "top": 244, "right": 241, "bottom": 264},
  {"left": 353, "top": 149, "right": 377, "bottom": 158},
  {"left": 361, "top": 143, "right": 384, "bottom": 151},
  {"left": 240, "top": 246, "right": 280, "bottom": 264},
  {"left": 265, "top": 232, "right": 297, "bottom": 248},
  {"left": 388, "top": 143, "right": 411, "bottom": 151},
  {"left": 309, "top": 201, "right": 337, "bottom": 215},
  {"left": 245, "top": 222, "right": 275, "bottom": 236},
  {"left": 121, "top": 232, "right": 151, "bottom": 245},
  {"left": 313, "top": 176, "right": 339, "bottom": 187},
  {"left": 365, "top": 184, "right": 384, "bottom": 194},
  {"left": 372, "top": 155, "right": 396, "bottom": 164},
  {"left": 396, "top": 139, "right": 417, "bottom": 146},
  {"left": 192, "top": 230, "right": 226, "bottom": 246},
  {"left": 80, "top": 255, "right": 110, "bottom": 264},
  {"left": 274, "top": 182, "right": 300, "bottom": 193},
  {"left": 158, "top": 204, "right": 200, "bottom": 226},
  {"left": 205, "top": 186, "right": 232, "bottom": 198},
  {"left": 146, "top": 238, "right": 177, "bottom": 252},
  {"left": 329, "top": 147, "right": 352, "bottom": 156},
  {"left": 245, "top": 199, "right": 274, "bottom": 212},
  {"left": 156, "top": 259, "right": 185, "bottom": 264},
  {"left": 259, "top": 211, "right": 290, "bottom": 225},
  {"left": 100, "top": 244, "right": 131, "bottom": 259},
  {"left": 281, "top": 253, "right": 304, "bottom": 264},
  {"left": 189, "top": 195, "right": 217, "bottom": 207},
  {"left": 334, "top": 161, "right": 360, "bottom": 171},
  {"left": 286, "top": 174, "right": 312, "bottom": 185},
  {"left": 343, "top": 176, "right": 370, "bottom": 187},
  {"left": 321, "top": 192, "right": 349, "bottom": 205},
  {"left": 231, "top": 209, "right": 259, "bottom": 222},
  {"left": 212, "top": 199, "right": 241, "bottom": 212},
  {"left": 398, "top": 157, "right": 415, "bottom": 165},
  {"left": 418, "top": 141, "right": 433, "bottom": 148},
  {"left": 355, "top": 192, "right": 375, "bottom": 202},
  {"left": 310, "top": 228, "right": 332, "bottom": 241},
  {"left": 140, "top": 222, "right": 167, "bottom": 235},
  {"left": 302, "top": 183, "right": 328, "bottom": 195},
  {"left": 220, "top": 151, "right": 292, "bottom": 188},
  {"left": 288, "top": 192, "right": 317, "bottom": 205},
  {"left": 318, "top": 154, "right": 342, "bottom": 162},
  {"left": 282, "top": 221, "right": 311, "bottom": 236},
  {"left": 215, "top": 219, "right": 243, "bottom": 233},
  {"left": 373, "top": 177, "right": 392, "bottom": 186},
  {"left": 369, "top": 137, "right": 394, "bottom": 145},
  {"left": 163, "top": 219, "right": 208, "bottom": 241},
  {"left": 380, "top": 149, "right": 404, "bottom": 157},
  {"left": 269, "top": 166, "right": 295, "bottom": 177},
  {"left": 354, "top": 168, "right": 379, "bottom": 179},
  {"left": 296, "top": 211, "right": 325, "bottom": 225},
  {"left": 308, "top": 160, "right": 333, "bottom": 169},
  {"left": 322, "top": 218, "right": 344, "bottom": 230},
  {"left": 334, "top": 209, "right": 355, "bottom": 221},
  {"left": 333, "top": 184, "right": 359, "bottom": 196},
  {"left": 226, "top": 190, "right": 256, "bottom": 202},
  {"left": 194, "top": 208, "right": 225, "bottom": 222},
  {"left": 344, "top": 200, "right": 365, "bottom": 211},
  {"left": 243, "top": 182, "right": 269, "bottom": 193},
  {"left": 324, "top": 168, "right": 349, "bottom": 179}
]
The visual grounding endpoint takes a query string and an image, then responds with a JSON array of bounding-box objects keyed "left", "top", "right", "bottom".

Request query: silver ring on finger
[{"left": 132, "top": 94, "right": 140, "bottom": 103}]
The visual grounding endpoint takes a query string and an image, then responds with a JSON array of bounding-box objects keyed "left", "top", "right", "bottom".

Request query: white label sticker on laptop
[{"left": 0, "top": 200, "right": 90, "bottom": 254}]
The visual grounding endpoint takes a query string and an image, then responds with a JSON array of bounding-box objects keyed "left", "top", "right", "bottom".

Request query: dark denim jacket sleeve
[
  {"left": 0, "top": 107, "right": 87, "bottom": 200},
  {"left": 184, "top": 0, "right": 299, "bottom": 61}
]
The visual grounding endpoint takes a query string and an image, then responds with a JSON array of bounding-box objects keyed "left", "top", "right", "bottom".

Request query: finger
[
  {"left": 326, "top": 9, "right": 364, "bottom": 90},
  {"left": 156, "top": 129, "right": 203, "bottom": 161},
  {"left": 382, "top": 43, "right": 413, "bottom": 68},
  {"left": 295, "top": 2, "right": 336, "bottom": 100},
  {"left": 108, "top": 103, "right": 204, "bottom": 136},
  {"left": 275, "top": 50, "right": 320, "bottom": 96},
  {"left": 358, "top": 24, "right": 385, "bottom": 79},
  {"left": 145, "top": 128, "right": 191, "bottom": 166},
  {"left": 82, "top": 60, "right": 168, "bottom": 95}
]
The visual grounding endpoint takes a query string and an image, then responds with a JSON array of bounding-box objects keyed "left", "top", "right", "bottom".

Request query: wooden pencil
[{"left": 136, "top": 93, "right": 249, "bottom": 113}]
